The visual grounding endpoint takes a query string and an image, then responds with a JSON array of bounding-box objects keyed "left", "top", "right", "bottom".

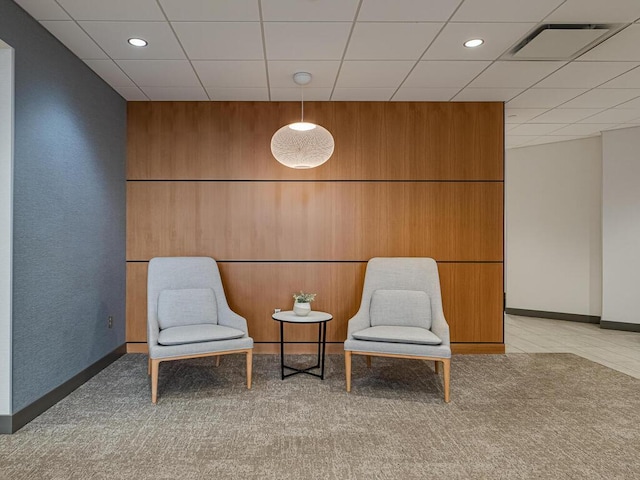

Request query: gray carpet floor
[{"left": 1, "top": 353, "right": 639, "bottom": 479}]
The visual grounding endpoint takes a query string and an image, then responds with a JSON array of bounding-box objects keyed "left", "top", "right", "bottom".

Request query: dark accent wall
[{"left": 0, "top": 0, "right": 126, "bottom": 412}]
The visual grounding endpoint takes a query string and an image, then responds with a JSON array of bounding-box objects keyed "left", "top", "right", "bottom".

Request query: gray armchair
[
  {"left": 147, "top": 257, "right": 253, "bottom": 403},
  {"left": 344, "top": 257, "right": 451, "bottom": 402}
]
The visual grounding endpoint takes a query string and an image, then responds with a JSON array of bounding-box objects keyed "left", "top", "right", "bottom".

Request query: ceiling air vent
[{"left": 505, "top": 24, "right": 621, "bottom": 61}]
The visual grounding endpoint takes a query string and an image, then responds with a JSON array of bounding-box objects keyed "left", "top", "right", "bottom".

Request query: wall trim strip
[
  {"left": 127, "top": 179, "right": 505, "bottom": 183},
  {"left": 127, "top": 342, "right": 505, "bottom": 355},
  {"left": 0, "top": 344, "right": 126, "bottom": 434},
  {"left": 600, "top": 321, "right": 640, "bottom": 333},
  {"left": 126, "top": 260, "right": 505, "bottom": 264},
  {"left": 505, "top": 308, "right": 600, "bottom": 324}
]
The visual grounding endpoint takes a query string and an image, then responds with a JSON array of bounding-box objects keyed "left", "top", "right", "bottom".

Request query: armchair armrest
[
  {"left": 218, "top": 309, "right": 249, "bottom": 333},
  {"left": 346, "top": 311, "right": 370, "bottom": 339},
  {"left": 147, "top": 318, "right": 160, "bottom": 347},
  {"left": 431, "top": 309, "right": 450, "bottom": 346}
]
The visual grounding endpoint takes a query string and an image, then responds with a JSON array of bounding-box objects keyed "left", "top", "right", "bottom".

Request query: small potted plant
[{"left": 292, "top": 291, "right": 316, "bottom": 316}]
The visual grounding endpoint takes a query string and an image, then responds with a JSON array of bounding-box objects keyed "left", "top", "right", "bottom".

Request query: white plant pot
[{"left": 293, "top": 302, "right": 311, "bottom": 316}]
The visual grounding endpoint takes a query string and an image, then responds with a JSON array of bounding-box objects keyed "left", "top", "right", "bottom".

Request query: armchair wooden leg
[
  {"left": 151, "top": 359, "right": 160, "bottom": 404},
  {"left": 148, "top": 357, "right": 151, "bottom": 376},
  {"left": 443, "top": 358, "right": 450, "bottom": 403},
  {"left": 345, "top": 351, "right": 352, "bottom": 392},
  {"left": 215, "top": 355, "right": 221, "bottom": 367},
  {"left": 366, "top": 355, "right": 372, "bottom": 368},
  {"left": 434, "top": 361, "right": 439, "bottom": 374},
  {"left": 246, "top": 350, "right": 252, "bottom": 390}
]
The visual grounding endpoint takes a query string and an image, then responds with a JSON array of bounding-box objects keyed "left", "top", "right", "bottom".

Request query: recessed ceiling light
[
  {"left": 128, "top": 38, "right": 148, "bottom": 47},
  {"left": 464, "top": 38, "right": 484, "bottom": 48}
]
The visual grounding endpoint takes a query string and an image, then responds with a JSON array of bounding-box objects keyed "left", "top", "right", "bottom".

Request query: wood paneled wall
[{"left": 126, "top": 101, "right": 504, "bottom": 352}]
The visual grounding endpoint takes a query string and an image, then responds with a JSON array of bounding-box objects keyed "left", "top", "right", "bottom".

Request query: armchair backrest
[
  {"left": 357, "top": 257, "right": 444, "bottom": 328},
  {"left": 147, "top": 257, "right": 234, "bottom": 344}
]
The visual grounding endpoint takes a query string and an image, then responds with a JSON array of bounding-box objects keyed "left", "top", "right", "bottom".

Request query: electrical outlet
[{"left": 108, "top": 316, "right": 113, "bottom": 328}]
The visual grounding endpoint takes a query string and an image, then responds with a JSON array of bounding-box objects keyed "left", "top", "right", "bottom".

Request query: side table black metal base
[{"left": 280, "top": 319, "right": 328, "bottom": 380}]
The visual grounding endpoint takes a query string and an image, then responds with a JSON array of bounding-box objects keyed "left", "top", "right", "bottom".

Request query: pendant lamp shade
[
  {"left": 270, "top": 72, "right": 335, "bottom": 169},
  {"left": 271, "top": 122, "right": 335, "bottom": 169}
]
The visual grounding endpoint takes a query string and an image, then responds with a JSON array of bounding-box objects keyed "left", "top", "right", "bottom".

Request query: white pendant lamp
[{"left": 271, "top": 72, "right": 335, "bottom": 169}]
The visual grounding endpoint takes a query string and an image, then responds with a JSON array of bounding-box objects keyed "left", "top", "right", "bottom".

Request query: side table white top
[{"left": 272, "top": 310, "right": 333, "bottom": 323}]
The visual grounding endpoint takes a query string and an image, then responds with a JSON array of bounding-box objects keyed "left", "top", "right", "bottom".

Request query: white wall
[
  {"left": 602, "top": 127, "right": 640, "bottom": 326},
  {"left": 0, "top": 41, "right": 13, "bottom": 416},
  {"left": 506, "top": 137, "right": 602, "bottom": 316}
]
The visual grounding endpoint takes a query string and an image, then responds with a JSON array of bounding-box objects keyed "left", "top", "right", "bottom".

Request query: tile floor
[{"left": 505, "top": 314, "right": 640, "bottom": 379}]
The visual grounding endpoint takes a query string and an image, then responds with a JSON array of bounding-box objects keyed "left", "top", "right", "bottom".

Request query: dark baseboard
[
  {"left": 0, "top": 344, "right": 126, "bottom": 434},
  {"left": 600, "top": 321, "right": 640, "bottom": 333},
  {"left": 0, "top": 416, "right": 11, "bottom": 434},
  {"left": 505, "top": 308, "right": 600, "bottom": 324}
]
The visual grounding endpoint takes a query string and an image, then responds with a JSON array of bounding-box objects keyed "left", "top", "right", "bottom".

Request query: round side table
[{"left": 272, "top": 310, "right": 333, "bottom": 380}]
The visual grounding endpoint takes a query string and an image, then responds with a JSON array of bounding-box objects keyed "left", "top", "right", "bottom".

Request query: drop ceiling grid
[{"left": 11, "top": 0, "right": 640, "bottom": 148}]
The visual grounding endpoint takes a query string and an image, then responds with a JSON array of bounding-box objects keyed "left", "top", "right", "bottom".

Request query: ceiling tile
[
  {"left": 31, "top": 0, "right": 640, "bottom": 106},
  {"left": 550, "top": 123, "right": 617, "bottom": 136},
  {"left": 80, "top": 21, "right": 185, "bottom": 60},
  {"left": 172, "top": 22, "right": 263, "bottom": 60},
  {"left": 13, "top": 0, "right": 70, "bottom": 20},
  {"left": 264, "top": 22, "right": 351, "bottom": 60},
  {"left": 40, "top": 21, "right": 107, "bottom": 59},
  {"left": 524, "top": 136, "right": 586, "bottom": 146},
  {"left": 599, "top": 66, "right": 640, "bottom": 88},
  {"left": 83, "top": 59, "right": 135, "bottom": 87},
  {"left": 469, "top": 61, "right": 565, "bottom": 88},
  {"left": 528, "top": 108, "right": 604, "bottom": 123},
  {"left": 505, "top": 108, "right": 548, "bottom": 123},
  {"left": 141, "top": 86, "right": 209, "bottom": 101},
  {"left": 545, "top": 0, "right": 640, "bottom": 23},
  {"left": 332, "top": 88, "right": 395, "bottom": 101},
  {"left": 112, "top": 86, "right": 148, "bottom": 100},
  {"left": 578, "top": 108, "right": 640, "bottom": 123},
  {"left": 423, "top": 23, "right": 536, "bottom": 61},
  {"left": 270, "top": 88, "right": 332, "bottom": 101},
  {"left": 506, "top": 135, "right": 538, "bottom": 147},
  {"left": 192, "top": 61, "right": 267, "bottom": 88},
  {"left": 392, "top": 88, "right": 460, "bottom": 101},
  {"left": 561, "top": 89, "right": 640, "bottom": 108},
  {"left": 262, "top": 0, "right": 359, "bottom": 21},
  {"left": 345, "top": 23, "right": 442, "bottom": 60},
  {"left": 268, "top": 61, "right": 340, "bottom": 88},
  {"left": 535, "top": 62, "right": 639, "bottom": 89},
  {"left": 358, "top": 0, "right": 461, "bottom": 22},
  {"left": 336, "top": 61, "right": 414, "bottom": 88},
  {"left": 205, "top": 87, "right": 269, "bottom": 101},
  {"left": 507, "top": 88, "right": 588, "bottom": 108},
  {"left": 615, "top": 96, "right": 640, "bottom": 109},
  {"left": 403, "top": 61, "right": 490, "bottom": 88},
  {"left": 116, "top": 60, "right": 200, "bottom": 87},
  {"left": 158, "top": 0, "right": 260, "bottom": 21},
  {"left": 452, "top": 0, "right": 562, "bottom": 22},
  {"left": 452, "top": 88, "right": 524, "bottom": 101},
  {"left": 579, "top": 25, "right": 640, "bottom": 61},
  {"left": 57, "top": 0, "right": 164, "bottom": 21},
  {"left": 509, "top": 123, "right": 564, "bottom": 135}
]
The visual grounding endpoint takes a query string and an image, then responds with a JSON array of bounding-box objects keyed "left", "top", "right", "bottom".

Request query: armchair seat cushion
[
  {"left": 352, "top": 326, "right": 442, "bottom": 345},
  {"left": 158, "top": 324, "right": 245, "bottom": 346}
]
